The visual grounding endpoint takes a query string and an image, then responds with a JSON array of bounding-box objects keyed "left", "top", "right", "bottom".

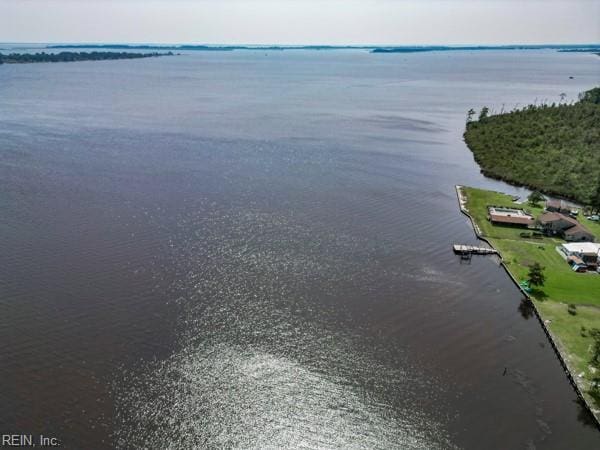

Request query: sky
[{"left": 0, "top": 0, "right": 598, "bottom": 45}]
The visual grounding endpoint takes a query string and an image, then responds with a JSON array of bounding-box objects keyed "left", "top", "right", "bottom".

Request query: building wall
[{"left": 564, "top": 232, "right": 594, "bottom": 242}]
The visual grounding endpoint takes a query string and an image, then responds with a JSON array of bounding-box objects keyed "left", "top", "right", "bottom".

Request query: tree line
[
  {"left": 0, "top": 51, "right": 173, "bottom": 65},
  {"left": 464, "top": 87, "right": 600, "bottom": 208}
]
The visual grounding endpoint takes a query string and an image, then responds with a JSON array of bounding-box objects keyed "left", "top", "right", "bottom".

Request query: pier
[{"left": 453, "top": 244, "right": 498, "bottom": 257}]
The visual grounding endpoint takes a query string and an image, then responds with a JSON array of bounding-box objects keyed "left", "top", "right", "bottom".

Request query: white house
[{"left": 561, "top": 242, "right": 600, "bottom": 268}]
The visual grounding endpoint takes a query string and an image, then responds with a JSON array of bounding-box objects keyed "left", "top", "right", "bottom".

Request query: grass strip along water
[{"left": 459, "top": 186, "right": 600, "bottom": 421}]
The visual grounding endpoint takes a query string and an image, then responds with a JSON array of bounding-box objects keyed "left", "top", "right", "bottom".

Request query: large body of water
[{"left": 1, "top": 48, "right": 599, "bottom": 449}]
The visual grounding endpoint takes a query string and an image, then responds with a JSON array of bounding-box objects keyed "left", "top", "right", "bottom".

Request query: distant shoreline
[
  {"left": 34, "top": 43, "right": 600, "bottom": 54},
  {"left": 0, "top": 51, "right": 173, "bottom": 65}
]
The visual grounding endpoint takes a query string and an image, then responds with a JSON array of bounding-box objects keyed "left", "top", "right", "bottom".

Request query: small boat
[{"left": 519, "top": 280, "right": 532, "bottom": 293}]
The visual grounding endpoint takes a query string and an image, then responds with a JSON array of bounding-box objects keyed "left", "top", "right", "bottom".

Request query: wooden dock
[{"left": 453, "top": 244, "right": 498, "bottom": 256}]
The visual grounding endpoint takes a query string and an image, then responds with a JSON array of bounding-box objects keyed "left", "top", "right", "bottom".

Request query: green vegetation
[
  {"left": 463, "top": 186, "right": 600, "bottom": 413},
  {"left": 590, "top": 329, "right": 600, "bottom": 402},
  {"left": 527, "top": 262, "right": 546, "bottom": 287},
  {"left": 527, "top": 190, "right": 544, "bottom": 207},
  {"left": 591, "top": 179, "right": 600, "bottom": 214},
  {"left": 580, "top": 87, "right": 600, "bottom": 105},
  {"left": 0, "top": 51, "right": 172, "bottom": 65},
  {"left": 464, "top": 87, "right": 600, "bottom": 205},
  {"left": 590, "top": 329, "right": 600, "bottom": 365}
]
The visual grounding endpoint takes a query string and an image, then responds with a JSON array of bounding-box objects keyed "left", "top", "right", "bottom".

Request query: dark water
[{"left": 1, "top": 49, "right": 599, "bottom": 449}]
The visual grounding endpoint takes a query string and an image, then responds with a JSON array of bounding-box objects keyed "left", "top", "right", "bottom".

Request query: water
[{"left": 1, "top": 48, "right": 599, "bottom": 449}]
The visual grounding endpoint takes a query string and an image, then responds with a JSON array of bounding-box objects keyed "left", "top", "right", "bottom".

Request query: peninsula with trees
[
  {"left": 464, "top": 87, "right": 600, "bottom": 206},
  {"left": 458, "top": 87, "right": 600, "bottom": 420},
  {"left": 0, "top": 51, "right": 172, "bottom": 65}
]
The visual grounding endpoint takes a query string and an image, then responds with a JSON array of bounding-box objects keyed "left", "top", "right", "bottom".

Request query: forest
[
  {"left": 464, "top": 87, "right": 600, "bottom": 206},
  {"left": 0, "top": 51, "right": 171, "bottom": 64}
]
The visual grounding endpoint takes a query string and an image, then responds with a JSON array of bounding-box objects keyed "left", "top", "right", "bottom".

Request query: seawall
[{"left": 455, "top": 185, "right": 600, "bottom": 428}]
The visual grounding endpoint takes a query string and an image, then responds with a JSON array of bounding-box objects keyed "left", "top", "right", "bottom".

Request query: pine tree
[
  {"left": 527, "top": 190, "right": 544, "bottom": 207},
  {"left": 466, "top": 108, "right": 476, "bottom": 124},
  {"left": 478, "top": 106, "right": 489, "bottom": 122},
  {"left": 528, "top": 262, "right": 546, "bottom": 287}
]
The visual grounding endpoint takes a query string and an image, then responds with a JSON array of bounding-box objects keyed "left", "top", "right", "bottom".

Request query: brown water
[{"left": 1, "top": 48, "right": 599, "bottom": 449}]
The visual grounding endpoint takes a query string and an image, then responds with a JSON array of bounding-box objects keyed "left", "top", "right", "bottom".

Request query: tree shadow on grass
[{"left": 530, "top": 288, "right": 548, "bottom": 301}]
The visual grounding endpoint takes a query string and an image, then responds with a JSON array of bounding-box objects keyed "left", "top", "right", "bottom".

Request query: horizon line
[{"left": 1, "top": 42, "right": 600, "bottom": 47}]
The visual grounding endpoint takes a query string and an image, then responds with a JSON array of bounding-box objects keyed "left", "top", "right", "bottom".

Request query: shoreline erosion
[{"left": 455, "top": 185, "right": 600, "bottom": 427}]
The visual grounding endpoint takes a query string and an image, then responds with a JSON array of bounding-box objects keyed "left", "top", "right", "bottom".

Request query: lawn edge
[{"left": 455, "top": 184, "right": 600, "bottom": 427}]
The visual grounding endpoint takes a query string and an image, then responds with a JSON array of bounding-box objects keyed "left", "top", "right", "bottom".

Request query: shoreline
[
  {"left": 462, "top": 85, "right": 600, "bottom": 208},
  {"left": 472, "top": 168, "right": 586, "bottom": 206},
  {"left": 455, "top": 184, "right": 600, "bottom": 428},
  {"left": 0, "top": 51, "right": 172, "bottom": 65}
]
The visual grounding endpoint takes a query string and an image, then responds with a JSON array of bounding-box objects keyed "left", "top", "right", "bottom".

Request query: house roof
[
  {"left": 539, "top": 212, "right": 595, "bottom": 239},
  {"left": 562, "top": 242, "right": 600, "bottom": 255},
  {"left": 488, "top": 206, "right": 534, "bottom": 225},
  {"left": 564, "top": 224, "right": 594, "bottom": 238},
  {"left": 489, "top": 214, "right": 535, "bottom": 225},
  {"left": 538, "top": 212, "right": 578, "bottom": 226}
]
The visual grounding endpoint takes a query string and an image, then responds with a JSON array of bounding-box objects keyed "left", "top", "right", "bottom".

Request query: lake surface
[{"left": 1, "top": 48, "right": 599, "bottom": 449}]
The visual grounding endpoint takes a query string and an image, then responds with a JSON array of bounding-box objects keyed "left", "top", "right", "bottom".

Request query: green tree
[
  {"left": 527, "top": 190, "right": 544, "bottom": 207},
  {"left": 463, "top": 86, "right": 600, "bottom": 205},
  {"left": 479, "top": 106, "right": 489, "bottom": 122},
  {"left": 527, "top": 262, "right": 546, "bottom": 288},
  {"left": 466, "top": 108, "right": 476, "bottom": 124},
  {"left": 579, "top": 87, "right": 600, "bottom": 105}
]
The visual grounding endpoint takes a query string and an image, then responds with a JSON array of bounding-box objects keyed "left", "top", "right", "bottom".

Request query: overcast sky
[{"left": 1, "top": 0, "right": 598, "bottom": 45}]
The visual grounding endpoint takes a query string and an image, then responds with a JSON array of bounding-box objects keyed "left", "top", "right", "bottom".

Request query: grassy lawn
[
  {"left": 582, "top": 215, "right": 600, "bottom": 239},
  {"left": 496, "top": 240, "right": 600, "bottom": 306},
  {"left": 463, "top": 186, "right": 600, "bottom": 412},
  {"left": 536, "top": 301, "right": 600, "bottom": 402}
]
